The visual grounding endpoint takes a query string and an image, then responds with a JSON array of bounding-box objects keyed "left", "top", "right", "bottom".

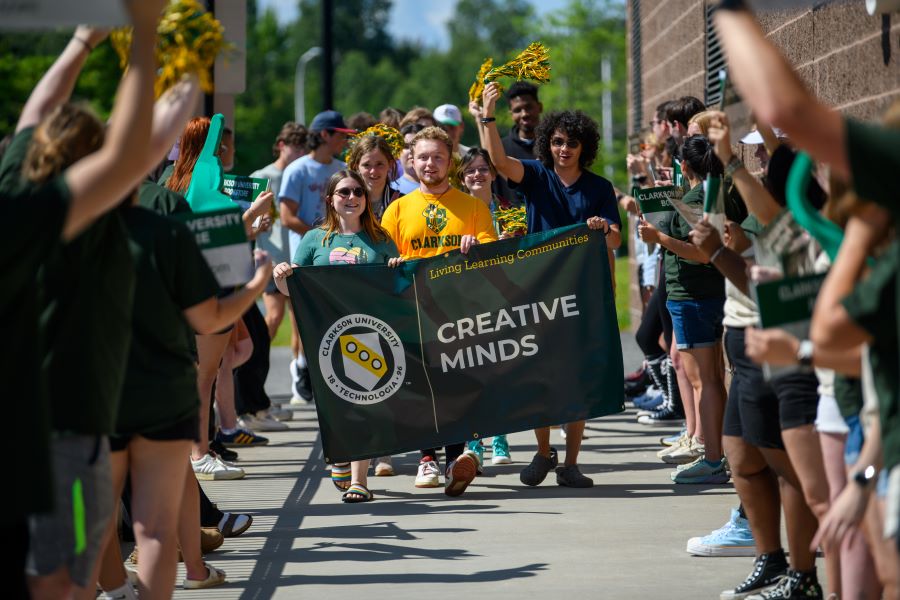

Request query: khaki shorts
[{"left": 26, "top": 435, "right": 112, "bottom": 586}]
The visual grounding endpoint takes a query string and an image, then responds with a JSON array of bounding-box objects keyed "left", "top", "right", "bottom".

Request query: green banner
[
  {"left": 287, "top": 224, "right": 624, "bottom": 463},
  {"left": 222, "top": 174, "right": 269, "bottom": 207},
  {"left": 755, "top": 273, "right": 826, "bottom": 330},
  {"left": 636, "top": 185, "right": 679, "bottom": 234}
]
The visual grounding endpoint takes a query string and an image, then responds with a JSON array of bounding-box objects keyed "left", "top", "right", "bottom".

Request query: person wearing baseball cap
[
  {"left": 433, "top": 103, "right": 470, "bottom": 155},
  {"left": 278, "top": 110, "right": 354, "bottom": 402}
]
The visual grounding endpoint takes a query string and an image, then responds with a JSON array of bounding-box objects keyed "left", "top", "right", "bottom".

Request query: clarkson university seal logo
[
  {"left": 318, "top": 314, "right": 406, "bottom": 405},
  {"left": 422, "top": 203, "right": 448, "bottom": 234}
]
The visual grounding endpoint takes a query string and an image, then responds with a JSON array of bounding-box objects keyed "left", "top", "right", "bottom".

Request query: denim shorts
[{"left": 666, "top": 298, "right": 725, "bottom": 350}]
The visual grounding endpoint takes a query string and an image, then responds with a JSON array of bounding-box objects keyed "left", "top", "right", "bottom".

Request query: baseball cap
[
  {"left": 739, "top": 127, "right": 786, "bottom": 145},
  {"left": 433, "top": 104, "right": 462, "bottom": 127},
  {"left": 309, "top": 110, "right": 356, "bottom": 134}
]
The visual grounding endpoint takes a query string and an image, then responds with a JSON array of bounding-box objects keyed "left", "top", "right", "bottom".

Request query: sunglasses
[
  {"left": 334, "top": 187, "right": 365, "bottom": 198},
  {"left": 550, "top": 137, "right": 580, "bottom": 149},
  {"left": 463, "top": 166, "right": 492, "bottom": 177}
]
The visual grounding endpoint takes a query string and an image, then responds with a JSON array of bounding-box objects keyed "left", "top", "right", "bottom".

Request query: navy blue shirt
[{"left": 511, "top": 160, "right": 621, "bottom": 233}]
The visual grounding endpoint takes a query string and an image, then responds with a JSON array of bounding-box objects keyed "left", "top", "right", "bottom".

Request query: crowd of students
[{"left": 5, "top": 1, "right": 900, "bottom": 599}]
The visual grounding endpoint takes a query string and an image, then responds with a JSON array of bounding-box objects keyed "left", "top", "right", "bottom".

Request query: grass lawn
[{"left": 270, "top": 258, "right": 632, "bottom": 347}]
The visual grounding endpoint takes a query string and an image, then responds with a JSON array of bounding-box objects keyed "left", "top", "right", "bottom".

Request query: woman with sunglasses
[
  {"left": 481, "top": 82, "right": 622, "bottom": 490},
  {"left": 273, "top": 169, "right": 399, "bottom": 503}
]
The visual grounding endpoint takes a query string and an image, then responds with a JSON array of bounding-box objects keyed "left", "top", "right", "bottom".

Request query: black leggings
[
  {"left": 635, "top": 283, "right": 672, "bottom": 358},
  {"left": 234, "top": 304, "right": 272, "bottom": 416}
]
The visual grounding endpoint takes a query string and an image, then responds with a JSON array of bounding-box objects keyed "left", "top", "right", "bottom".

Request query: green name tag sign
[
  {"left": 755, "top": 273, "right": 826, "bottom": 329},
  {"left": 176, "top": 207, "right": 253, "bottom": 288},
  {"left": 636, "top": 185, "right": 680, "bottom": 234},
  {"left": 222, "top": 175, "right": 269, "bottom": 205}
]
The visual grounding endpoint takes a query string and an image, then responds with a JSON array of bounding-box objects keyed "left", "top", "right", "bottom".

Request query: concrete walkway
[{"left": 174, "top": 336, "right": 772, "bottom": 599}]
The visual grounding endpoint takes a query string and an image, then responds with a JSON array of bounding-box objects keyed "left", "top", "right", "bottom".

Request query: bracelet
[
  {"left": 480, "top": 117, "right": 496, "bottom": 124},
  {"left": 716, "top": 0, "right": 747, "bottom": 10},
  {"left": 73, "top": 37, "right": 94, "bottom": 53},
  {"left": 724, "top": 155, "right": 744, "bottom": 179},
  {"left": 709, "top": 245, "right": 726, "bottom": 263}
]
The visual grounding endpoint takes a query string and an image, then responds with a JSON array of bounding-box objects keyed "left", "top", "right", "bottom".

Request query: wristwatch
[
  {"left": 716, "top": 0, "right": 747, "bottom": 10},
  {"left": 480, "top": 117, "right": 497, "bottom": 124},
  {"left": 724, "top": 155, "right": 744, "bottom": 179},
  {"left": 853, "top": 464, "right": 877, "bottom": 489},
  {"left": 796, "top": 339, "right": 814, "bottom": 370}
]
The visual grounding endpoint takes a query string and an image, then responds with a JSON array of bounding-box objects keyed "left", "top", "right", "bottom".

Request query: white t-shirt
[{"left": 250, "top": 162, "right": 289, "bottom": 263}]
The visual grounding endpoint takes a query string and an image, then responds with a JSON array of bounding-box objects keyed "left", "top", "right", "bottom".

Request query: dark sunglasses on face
[
  {"left": 334, "top": 187, "right": 365, "bottom": 198},
  {"left": 550, "top": 137, "right": 580, "bottom": 149}
]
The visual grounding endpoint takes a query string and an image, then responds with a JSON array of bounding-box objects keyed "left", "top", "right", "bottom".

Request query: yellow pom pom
[{"left": 349, "top": 124, "right": 405, "bottom": 159}]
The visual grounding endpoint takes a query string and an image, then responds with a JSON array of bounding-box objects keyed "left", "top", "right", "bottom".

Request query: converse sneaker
[
  {"left": 215, "top": 428, "right": 269, "bottom": 448},
  {"left": 191, "top": 453, "right": 245, "bottom": 481},
  {"left": 238, "top": 411, "right": 288, "bottom": 432},
  {"left": 491, "top": 435, "right": 512, "bottom": 465},
  {"left": 746, "top": 567, "right": 820, "bottom": 600},
  {"left": 688, "top": 507, "right": 756, "bottom": 557},
  {"left": 633, "top": 386, "right": 665, "bottom": 410},
  {"left": 415, "top": 458, "right": 441, "bottom": 488},
  {"left": 672, "top": 457, "right": 730, "bottom": 484},
  {"left": 720, "top": 549, "right": 788, "bottom": 599},
  {"left": 638, "top": 405, "right": 685, "bottom": 426}
]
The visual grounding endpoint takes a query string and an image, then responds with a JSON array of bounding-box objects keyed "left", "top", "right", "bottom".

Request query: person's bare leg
[
  {"left": 288, "top": 305, "right": 301, "bottom": 360},
  {"left": 129, "top": 438, "right": 191, "bottom": 600},
  {"left": 27, "top": 567, "right": 71, "bottom": 600},
  {"left": 96, "top": 449, "right": 130, "bottom": 593},
  {"left": 263, "top": 292, "right": 285, "bottom": 340},
  {"left": 760, "top": 447, "right": 818, "bottom": 572},
  {"left": 534, "top": 426, "right": 552, "bottom": 458},
  {"left": 680, "top": 347, "right": 724, "bottom": 461},
  {"left": 865, "top": 496, "right": 900, "bottom": 599},
  {"left": 725, "top": 435, "right": 782, "bottom": 553},
  {"left": 178, "top": 463, "right": 208, "bottom": 582},
  {"left": 215, "top": 334, "right": 240, "bottom": 430},
  {"left": 819, "top": 432, "right": 846, "bottom": 598},
  {"left": 193, "top": 332, "right": 231, "bottom": 459},
  {"left": 671, "top": 345, "right": 696, "bottom": 437},
  {"left": 563, "top": 420, "right": 585, "bottom": 465}
]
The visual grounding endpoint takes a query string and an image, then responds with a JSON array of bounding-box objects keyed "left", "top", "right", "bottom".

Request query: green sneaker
[
  {"left": 466, "top": 440, "right": 485, "bottom": 474},
  {"left": 671, "top": 458, "right": 730, "bottom": 484},
  {"left": 491, "top": 435, "right": 511, "bottom": 465}
]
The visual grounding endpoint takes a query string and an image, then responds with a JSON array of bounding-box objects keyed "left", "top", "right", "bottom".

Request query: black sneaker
[
  {"left": 720, "top": 550, "right": 788, "bottom": 599},
  {"left": 637, "top": 405, "right": 684, "bottom": 426},
  {"left": 746, "top": 568, "right": 822, "bottom": 600},
  {"left": 210, "top": 439, "right": 239, "bottom": 462},
  {"left": 295, "top": 365, "right": 313, "bottom": 402}
]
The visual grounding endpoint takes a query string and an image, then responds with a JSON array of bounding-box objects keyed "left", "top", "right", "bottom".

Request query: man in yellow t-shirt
[{"left": 380, "top": 126, "right": 496, "bottom": 497}]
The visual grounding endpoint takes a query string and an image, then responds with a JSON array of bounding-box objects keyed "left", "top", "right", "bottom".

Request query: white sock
[
  {"left": 222, "top": 427, "right": 238, "bottom": 435},
  {"left": 296, "top": 354, "right": 307, "bottom": 369},
  {"left": 101, "top": 582, "right": 137, "bottom": 600}
]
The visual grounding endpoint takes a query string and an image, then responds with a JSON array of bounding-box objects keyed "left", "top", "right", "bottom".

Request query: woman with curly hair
[{"left": 481, "top": 82, "right": 621, "bottom": 490}]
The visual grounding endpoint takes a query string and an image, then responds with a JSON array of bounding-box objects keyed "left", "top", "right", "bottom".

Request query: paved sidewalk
[{"left": 174, "top": 335, "right": 780, "bottom": 599}]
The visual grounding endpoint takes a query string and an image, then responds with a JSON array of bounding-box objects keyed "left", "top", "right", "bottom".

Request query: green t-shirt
[
  {"left": 663, "top": 184, "right": 725, "bottom": 301},
  {"left": 138, "top": 180, "right": 192, "bottom": 216},
  {"left": 292, "top": 228, "right": 399, "bottom": 266},
  {"left": 842, "top": 241, "right": 900, "bottom": 470},
  {"left": 118, "top": 206, "right": 220, "bottom": 435},
  {"left": 0, "top": 127, "right": 70, "bottom": 515},
  {"left": 846, "top": 119, "right": 900, "bottom": 216}
]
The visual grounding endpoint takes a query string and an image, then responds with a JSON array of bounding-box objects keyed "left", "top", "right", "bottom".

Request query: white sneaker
[
  {"left": 415, "top": 460, "right": 441, "bottom": 488},
  {"left": 663, "top": 437, "right": 705, "bottom": 464},
  {"left": 238, "top": 411, "right": 288, "bottom": 432},
  {"left": 269, "top": 405, "right": 293, "bottom": 422},
  {"left": 657, "top": 432, "right": 688, "bottom": 459},
  {"left": 191, "top": 453, "right": 245, "bottom": 481}
]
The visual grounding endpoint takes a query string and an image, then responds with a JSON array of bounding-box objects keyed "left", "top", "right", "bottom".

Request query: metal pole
[
  {"left": 601, "top": 55, "right": 614, "bottom": 179},
  {"left": 321, "top": 0, "right": 334, "bottom": 110},
  {"left": 294, "top": 47, "right": 322, "bottom": 124}
]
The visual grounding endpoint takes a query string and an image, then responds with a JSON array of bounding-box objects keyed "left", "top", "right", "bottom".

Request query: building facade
[{"left": 625, "top": 0, "right": 900, "bottom": 327}]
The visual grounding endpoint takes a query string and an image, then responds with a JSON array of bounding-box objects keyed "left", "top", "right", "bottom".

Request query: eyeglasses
[
  {"left": 334, "top": 187, "right": 365, "bottom": 198},
  {"left": 550, "top": 137, "right": 580, "bottom": 149},
  {"left": 463, "top": 167, "right": 492, "bottom": 177}
]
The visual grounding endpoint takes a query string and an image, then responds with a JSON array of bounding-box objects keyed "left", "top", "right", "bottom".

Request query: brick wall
[{"left": 625, "top": 0, "right": 900, "bottom": 329}]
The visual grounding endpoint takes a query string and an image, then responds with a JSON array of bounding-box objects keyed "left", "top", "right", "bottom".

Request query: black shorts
[
  {"left": 723, "top": 327, "right": 819, "bottom": 449},
  {"left": 109, "top": 413, "right": 199, "bottom": 452}
]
